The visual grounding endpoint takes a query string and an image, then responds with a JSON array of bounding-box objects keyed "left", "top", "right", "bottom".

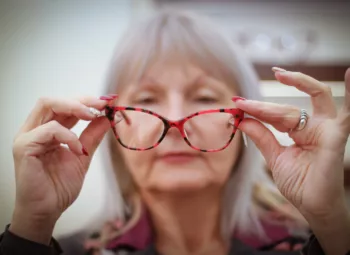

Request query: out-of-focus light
[
  {"left": 237, "top": 32, "right": 249, "bottom": 48},
  {"left": 253, "top": 33, "right": 271, "bottom": 51},
  {"left": 280, "top": 35, "right": 297, "bottom": 51}
]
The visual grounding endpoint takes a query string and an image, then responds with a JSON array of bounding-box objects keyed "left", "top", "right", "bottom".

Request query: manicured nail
[
  {"left": 107, "top": 94, "right": 118, "bottom": 99},
  {"left": 272, "top": 67, "right": 287, "bottom": 72},
  {"left": 99, "top": 94, "right": 118, "bottom": 100},
  {"left": 82, "top": 147, "right": 89, "bottom": 156},
  {"left": 100, "top": 96, "right": 114, "bottom": 100},
  {"left": 232, "top": 96, "right": 246, "bottom": 102}
]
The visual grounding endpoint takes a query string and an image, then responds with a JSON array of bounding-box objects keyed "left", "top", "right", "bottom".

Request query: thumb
[
  {"left": 343, "top": 67, "right": 350, "bottom": 111},
  {"left": 238, "top": 118, "right": 282, "bottom": 169},
  {"left": 338, "top": 67, "right": 350, "bottom": 133},
  {"left": 79, "top": 116, "right": 110, "bottom": 158}
]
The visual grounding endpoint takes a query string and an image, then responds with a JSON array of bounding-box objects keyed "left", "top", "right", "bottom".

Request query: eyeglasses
[{"left": 103, "top": 102, "right": 244, "bottom": 152}]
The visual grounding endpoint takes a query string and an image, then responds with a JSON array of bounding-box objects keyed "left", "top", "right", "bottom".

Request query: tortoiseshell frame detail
[{"left": 105, "top": 105, "right": 244, "bottom": 152}]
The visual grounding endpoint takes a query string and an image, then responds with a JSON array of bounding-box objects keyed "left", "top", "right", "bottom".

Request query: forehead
[
  {"left": 122, "top": 60, "right": 236, "bottom": 97},
  {"left": 140, "top": 61, "right": 205, "bottom": 85},
  {"left": 112, "top": 47, "right": 239, "bottom": 96}
]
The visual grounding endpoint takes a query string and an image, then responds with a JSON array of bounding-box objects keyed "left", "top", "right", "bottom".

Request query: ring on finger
[
  {"left": 292, "top": 109, "right": 309, "bottom": 131},
  {"left": 89, "top": 107, "right": 105, "bottom": 117}
]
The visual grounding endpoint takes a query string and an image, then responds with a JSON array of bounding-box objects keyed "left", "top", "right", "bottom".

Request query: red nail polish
[
  {"left": 82, "top": 147, "right": 89, "bottom": 156},
  {"left": 232, "top": 96, "right": 246, "bottom": 102},
  {"left": 100, "top": 96, "right": 114, "bottom": 100},
  {"left": 107, "top": 94, "right": 118, "bottom": 99}
]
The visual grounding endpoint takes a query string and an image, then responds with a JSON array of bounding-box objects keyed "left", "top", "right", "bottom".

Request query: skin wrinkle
[{"left": 291, "top": 161, "right": 309, "bottom": 208}]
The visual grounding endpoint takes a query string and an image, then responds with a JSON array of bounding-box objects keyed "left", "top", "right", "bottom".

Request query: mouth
[{"left": 157, "top": 152, "right": 200, "bottom": 164}]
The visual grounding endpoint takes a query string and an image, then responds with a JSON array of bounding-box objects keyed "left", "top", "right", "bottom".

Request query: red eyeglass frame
[{"left": 103, "top": 98, "right": 244, "bottom": 152}]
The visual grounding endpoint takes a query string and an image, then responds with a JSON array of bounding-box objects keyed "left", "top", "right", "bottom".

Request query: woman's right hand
[{"left": 9, "top": 96, "right": 114, "bottom": 245}]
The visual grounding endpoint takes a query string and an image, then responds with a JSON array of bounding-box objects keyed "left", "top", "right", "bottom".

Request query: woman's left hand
[{"left": 235, "top": 67, "right": 350, "bottom": 223}]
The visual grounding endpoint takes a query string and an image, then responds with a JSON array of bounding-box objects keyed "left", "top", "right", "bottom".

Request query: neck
[{"left": 141, "top": 187, "right": 229, "bottom": 255}]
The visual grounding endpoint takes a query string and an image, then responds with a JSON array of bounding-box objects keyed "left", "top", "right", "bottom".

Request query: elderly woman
[{"left": 0, "top": 10, "right": 350, "bottom": 255}]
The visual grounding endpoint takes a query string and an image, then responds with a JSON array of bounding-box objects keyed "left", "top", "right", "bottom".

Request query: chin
[{"left": 151, "top": 169, "right": 214, "bottom": 193}]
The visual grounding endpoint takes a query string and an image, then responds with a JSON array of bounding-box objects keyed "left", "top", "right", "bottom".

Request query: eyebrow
[
  {"left": 134, "top": 73, "right": 230, "bottom": 98},
  {"left": 138, "top": 73, "right": 206, "bottom": 88},
  {"left": 192, "top": 75, "right": 229, "bottom": 96}
]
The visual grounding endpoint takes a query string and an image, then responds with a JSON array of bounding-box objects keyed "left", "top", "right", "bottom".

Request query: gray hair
[{"left": 95, "top": 10, "right": 290, "bottom": 243}]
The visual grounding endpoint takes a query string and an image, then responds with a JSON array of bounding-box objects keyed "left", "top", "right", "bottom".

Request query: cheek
[
  {"left": 118, "top": 133, "right": 243, "bottom": 190},
  {"left": 119, "top": 147, "right": 155, "bottom": 186},
  {"left": 205, "top": 133, "right": 242, "bottom": 183}
]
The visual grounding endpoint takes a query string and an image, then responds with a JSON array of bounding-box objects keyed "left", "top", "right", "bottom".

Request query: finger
[
  {"left": 77, "top": 95, "right": 112, "bottom": 110},
  {"left": 343, "top": 67, "right": 350, "bottom": 110},
  {"left": 293, "top": 243, "right": 303, "bottom": 250},
  {"left": 338, "top": 68, "right": 350, "bottom": 133},
  {"left": 274, "top": 242, "right": 290, "bottom": 250},
  {"left": 53, "top": 95, "right": 119, "bottom": 130},
  {"left": 55, "top": 96, "right": 116, "bottom": 129},
  {"left": 272, "top": 67, "right": 336, "bottom": 117},
  {"left": 57, "top": 116, "right": 80, "bottom": 129},
  {"left": 79, "top": 116, "right": 110, "bottom": 157},
  {"left": 238, "top": 118, "right": 283, "bottom": 169},
  {"left": 235, "top": 99, "right": 300, "bottom": 132},
  {"left": 15, "top": 120, "right": 85, "bottom": 157},
  {"left": 19, "top": 96, "right": 109, "bottom": 134}
]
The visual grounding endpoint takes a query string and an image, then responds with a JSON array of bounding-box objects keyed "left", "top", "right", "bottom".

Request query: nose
[
  {"left": 163, "top": 97, "right": 187, "bottom": 121},
  {"left": 161, "top": 98, "right": 187, "bottom": 138},
  {"left": 165, "top": 122, "right": 184, "bottom": 140}
]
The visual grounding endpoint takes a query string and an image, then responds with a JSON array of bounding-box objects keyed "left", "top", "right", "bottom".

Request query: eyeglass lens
[{"left": 114, "top": 110, "right": 236, "bottom": 150}]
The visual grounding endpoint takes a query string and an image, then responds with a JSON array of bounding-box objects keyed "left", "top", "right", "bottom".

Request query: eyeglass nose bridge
[
  {"left": 163, "top": 119, "right": 187, "bottom": 138},
  {"left": 169, "top": 122, "right": 177, "bottom": 127},
  {"left": 161, "top": 119, "right": 193, "bottom": 148}
]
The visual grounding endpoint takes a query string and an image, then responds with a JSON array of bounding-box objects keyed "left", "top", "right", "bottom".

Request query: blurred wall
[
  {"left": 154, "top": 0, "right": 350, "bottom": 65},
  {"left": 0, "top": 0, "right": 131, "bottom": 236}
]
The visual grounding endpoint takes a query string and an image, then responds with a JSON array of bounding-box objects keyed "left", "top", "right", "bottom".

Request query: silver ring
[
  {"left": 89, "top": 107, "right": 104, "bottom": 117},
  {"left": 293, "top": 109, "right": 308, "bottom": 131}
]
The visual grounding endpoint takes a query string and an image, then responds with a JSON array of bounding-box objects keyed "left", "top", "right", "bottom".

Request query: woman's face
[{"left": 116, "top": 61, "right": 242, "bottom": 193}]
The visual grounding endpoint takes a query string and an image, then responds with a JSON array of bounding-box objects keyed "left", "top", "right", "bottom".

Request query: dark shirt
[{"left": 0, "top": 224, "right": 348, "bottom": 255}]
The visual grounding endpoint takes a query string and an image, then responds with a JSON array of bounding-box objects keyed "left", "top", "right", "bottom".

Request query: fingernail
[
  {"left": 107, "top": 94, "right": 118, "bottom": 99},
  {"left": 99, "top": 94, "right": 118, "bottom": 101},
  {"left": 232, "top": 96, "right": 246, "bottom": 102},
  {"left": 272, "top": 67, "right": 287, "bottom": 72},
  {"left": 100, "top": 96, "right": 114, "bottom": 100},
  {"left": 82, "top": 147, "right": 89, "bottom": 156}
]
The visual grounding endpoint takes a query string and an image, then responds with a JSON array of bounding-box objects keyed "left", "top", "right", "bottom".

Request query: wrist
[
  {"left": 306, "top": 203, "right": 350, "bottom": 230},
  {"left": 306, "top": 204, "right": 350, "bottom": 255},
  {"left": 9, "top": 207, "right": 58, "bottom": 245}
]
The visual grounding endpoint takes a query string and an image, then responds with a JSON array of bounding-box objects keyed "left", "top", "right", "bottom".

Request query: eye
[
  {"left": 135, "top": 97, "right": 155, "bottom": 104},
  {"left": 195, "top": 96, "right": 218, "bottom": 103},
  {"left": 132, "top": 92, "right": 157, "bottom": 105}
]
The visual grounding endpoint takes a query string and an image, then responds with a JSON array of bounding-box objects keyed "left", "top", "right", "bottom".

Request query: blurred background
[{"left": 0, "top": 0, "right": 349, "bottom": 237}]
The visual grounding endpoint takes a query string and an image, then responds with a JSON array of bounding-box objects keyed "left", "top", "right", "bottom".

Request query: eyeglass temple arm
[
  {"left": 120, "top": 110, "right": 131, "bottom": 125},
  {"left": 236, "top": 109, "right": 248, "bottom": 147}
]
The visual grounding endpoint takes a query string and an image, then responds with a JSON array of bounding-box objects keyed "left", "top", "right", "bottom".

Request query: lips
[{"left": 157, "top": 152, "right": 199, "bottom": 164}]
